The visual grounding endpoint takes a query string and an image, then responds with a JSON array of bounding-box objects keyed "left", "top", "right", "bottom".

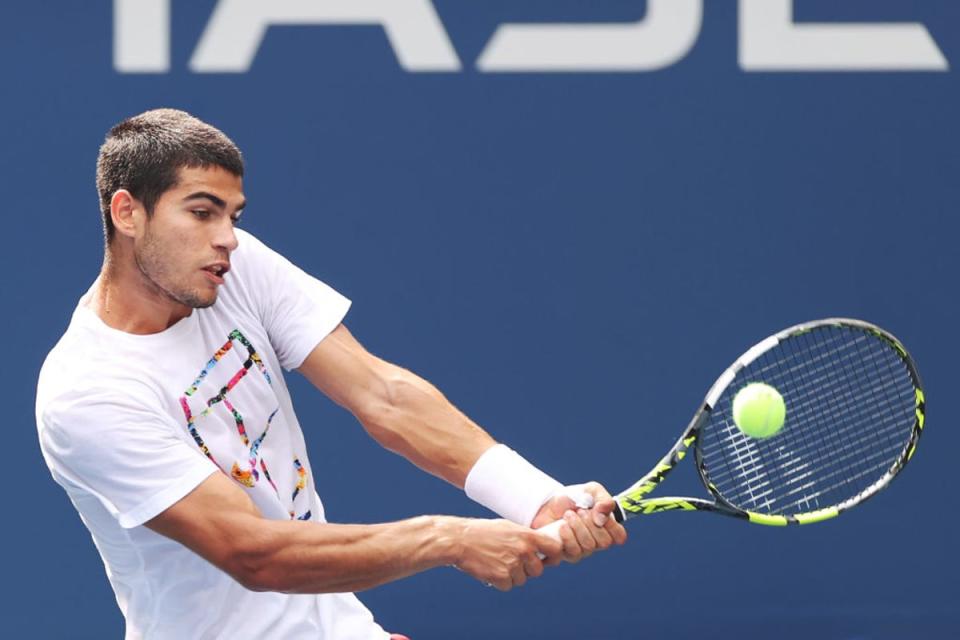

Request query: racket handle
[
  {"left": 534, "top": 501, "right": 625, "bottom": 559},
  {"left": 535, "top": 519, "right": 565, "bottom": 560},
  {"left": 537, "top": 518, "right": 565, "bottom": 544},
  {"left": 533, "top": 488, "right": 594, "bottom": 547}
]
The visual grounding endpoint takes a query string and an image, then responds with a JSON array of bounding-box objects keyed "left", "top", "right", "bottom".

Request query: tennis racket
[{"left": 542, "top": 318, "right": 925, "bottom": 535}]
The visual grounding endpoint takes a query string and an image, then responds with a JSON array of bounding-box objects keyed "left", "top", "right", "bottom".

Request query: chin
[
  {"left": 176, "top": 290, "right": 219, "bottom": 309},
  {"left": 194, "top": 293, "right": 219, "bottom": 309}
]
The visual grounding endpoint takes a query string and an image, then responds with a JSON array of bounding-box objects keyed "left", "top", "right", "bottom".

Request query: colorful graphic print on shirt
[{"left": 179, "top": 329, "right": 310, "bottom": 520}]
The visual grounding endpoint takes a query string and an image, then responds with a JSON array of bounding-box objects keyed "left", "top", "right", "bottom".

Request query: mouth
[{"left": 202, "top": 262, "right": 231, "bottom": 285}]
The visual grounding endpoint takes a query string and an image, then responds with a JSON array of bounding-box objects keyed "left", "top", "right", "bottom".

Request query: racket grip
[
  {"left": 535, "top": 519, "right": 565, "bottom": 560},
  {"left": 537, "top": 518, "right": 565, "bottom": 544},
  {"left": 532, "top": 488, "right": 592, "bottom": 551},
  {"left": 534, "top": 501, "right": 625, "bottom": 559}
]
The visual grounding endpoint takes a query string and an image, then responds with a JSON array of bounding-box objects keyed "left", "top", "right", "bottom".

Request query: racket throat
[{"left": 619, "top": 496, "right": 706, "bottom": 516}]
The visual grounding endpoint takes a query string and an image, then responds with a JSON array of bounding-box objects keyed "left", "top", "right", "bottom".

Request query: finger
[
  {"left": 509, "top": 561, "right": 527, "bottom": 588},
  {"left": 579, "top": 509, "right": 613, "bottom": 549},
  {"left": 522, "top": 551, "right": 544, "bottom": 579},
  {"left": 556, "top": 514, "right": 583, "bottom": 562},
  {"left": 605, "top": 516, "right": 628, "bottom": 545},
  {"left": 541, "top": 552, "right": 563, "bottom": 568},
  {"left": 564, "top": 510, "right": 597, "bottom": 557},
  {"left": 492, "top": 571, "right": 513, "bottom": 592},
  {"left": 590, "top": 497, "right": 617, "bottom": 527},
  {"left": 595, "top": 501, "right": 628, "bottom": 545}
]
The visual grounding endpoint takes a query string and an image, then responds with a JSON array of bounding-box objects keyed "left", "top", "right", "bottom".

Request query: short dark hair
[{"left": 96, "top": 108, "right": 244, "bottom": 242}]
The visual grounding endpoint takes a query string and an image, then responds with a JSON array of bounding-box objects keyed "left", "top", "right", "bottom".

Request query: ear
[{"left": 110, "top": 189, "right": 143, "bottom": 239}]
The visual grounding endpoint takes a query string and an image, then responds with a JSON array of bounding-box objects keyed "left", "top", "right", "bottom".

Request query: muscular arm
[
  {"left": 297, "top": 324, "right": 627, "bottom": 554},
  {"left": 146, "top": 471, "right": 560, "bottom": 593},
  {"left": 297, "top": 324, "right": 496, "bottom": 487}
]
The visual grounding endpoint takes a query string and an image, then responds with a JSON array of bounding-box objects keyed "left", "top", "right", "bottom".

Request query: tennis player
[{"left": 35, "top": 109, "right": 626, "bottom": 639}]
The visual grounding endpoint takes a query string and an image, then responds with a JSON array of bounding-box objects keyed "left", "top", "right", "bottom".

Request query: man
[{"left": 36, "top": 109, "right": 625, "bottom": 639}]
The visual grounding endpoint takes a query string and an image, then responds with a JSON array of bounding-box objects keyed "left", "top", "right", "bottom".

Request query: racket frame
[{"left": 612, "top": 318, "right": 925, "bottom": 526}]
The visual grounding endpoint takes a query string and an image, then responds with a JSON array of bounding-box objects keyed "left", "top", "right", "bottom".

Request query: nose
[{"left": 214, "top": 219, "right": 239, "bottom": 253}]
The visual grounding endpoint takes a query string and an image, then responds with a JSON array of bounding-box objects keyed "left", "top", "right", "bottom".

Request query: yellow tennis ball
[{"left": 732, "top": 383, "right": 786, "bottom": 439}]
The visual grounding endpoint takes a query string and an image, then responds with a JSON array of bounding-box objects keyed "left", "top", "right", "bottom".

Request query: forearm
[
  {"left": 233, "top": 514, "right": 462, "bottom": 594},
  {"left": 354, "top": 361, "right": 496, "bottom": 487},
  {"left": 147, "top": 460, "right": 565, "bottom": 595},
  {"left": 356, "top": 367, "right": 566, "bottom": 527},
  {"left": 298, "top": 326, "right": 496, "bottom": 487},
  {"left": 232, "top": 511, "right": 564, "bottom": 594}
]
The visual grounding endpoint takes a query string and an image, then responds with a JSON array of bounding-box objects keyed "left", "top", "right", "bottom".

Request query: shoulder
[
  {"left": 37, "top": 321, "right": 162, "bottom": 437},
  {"left": 219, "top": 228, "right": 328, "bottom": 313},
  {"left": 217, "top": 228, "right": 292, "bottom": 298},
  {"left": 231, "top": 228, "right": 286, "bottom": 267},
  {"left": 38, "top": 374, "right": 160, "bottom": 436}
]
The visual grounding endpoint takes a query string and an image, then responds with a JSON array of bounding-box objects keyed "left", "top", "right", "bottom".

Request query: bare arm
[
  {"left": 146, "top": 471, "right": 561, "bottom": 593},
  {"left": 296, "top": 324, "right": 627, "bottom": 555},
  {"left": 297, "top": 324, "right": 495, "bottom": 487}
]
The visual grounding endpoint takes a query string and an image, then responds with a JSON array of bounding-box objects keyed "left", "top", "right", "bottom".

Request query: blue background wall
[{"left": 3, "top": 2, "right": 957, "bottom": 637}]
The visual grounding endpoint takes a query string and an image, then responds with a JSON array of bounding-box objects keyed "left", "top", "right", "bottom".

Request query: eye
[
  {"left": 192, "top": 209, "right": 211, "bottom": 220},
  {"left": 230, "top": 214, "right": 243, "bottom": 226}
]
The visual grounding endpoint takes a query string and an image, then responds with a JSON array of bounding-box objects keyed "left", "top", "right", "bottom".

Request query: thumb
[
  {"left": 557, "top": 484, "right": 595, "bottom": 510},
  {"left": 542, "top": 492, "right": 578, "bottom": 517}
]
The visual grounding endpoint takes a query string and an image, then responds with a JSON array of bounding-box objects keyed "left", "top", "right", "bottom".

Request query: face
[{"left": 133, "top": 166, "right": 245, "bottom": 310}]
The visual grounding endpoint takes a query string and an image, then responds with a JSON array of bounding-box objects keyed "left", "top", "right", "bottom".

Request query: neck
[{"left": 90, "top": 244, "right": 192, "bottom": 335}]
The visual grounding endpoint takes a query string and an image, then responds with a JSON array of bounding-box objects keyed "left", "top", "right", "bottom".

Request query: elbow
[
  {"left": 234, "top": 566, "right": 277, "bottom": 594},
  {"left": 224, "top": 530, "right": 359, "bottom": 595},
  {"left": 222, "top": 530, "right": 286, "bottom": 593}
]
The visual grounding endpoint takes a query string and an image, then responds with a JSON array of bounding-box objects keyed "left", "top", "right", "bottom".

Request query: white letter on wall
[
  {"left": 190, "top": 0, "right": 460, "bottom": 72},
  {"left": 740, "top": 0, "right": 948, "bottom": 71},
  {"left": 114, "top": 0, "right": 170, "bottom": 72},
  {"left": 477, "top": 0, "right": 702, "bottom": 72}
]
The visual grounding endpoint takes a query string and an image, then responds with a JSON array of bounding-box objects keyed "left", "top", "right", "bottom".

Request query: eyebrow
[{"left": 182, "top": 191, "right": 246, "bottom": 212}]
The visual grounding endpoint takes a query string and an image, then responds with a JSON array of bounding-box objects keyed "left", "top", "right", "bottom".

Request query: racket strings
[
  {"left": 707, "top": 415, "right": 907, "bottom": 497},
  {"left": 704, "top": 343, "right": 907, "bottom": 482},
  {"left": 732, "top": 342, "right": 911, "bottom": 512},
  {"left": 699, "top": 326, "right": 917, "bottom": 516},
  {"left": 739, "top": 331, "right": 911, "bottom": 510},
  {"left": 750, "top": 359, "right": 909, "bottom": 480}
]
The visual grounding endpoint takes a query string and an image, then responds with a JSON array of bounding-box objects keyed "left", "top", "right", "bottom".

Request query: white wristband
[{"left": 464, "top": 444, "right": 563, "bottom": 526}]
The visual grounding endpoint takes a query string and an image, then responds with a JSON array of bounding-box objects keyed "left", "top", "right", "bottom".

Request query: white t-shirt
[{"left": 36, "top": 229, "right": 390, "bottom": 640}]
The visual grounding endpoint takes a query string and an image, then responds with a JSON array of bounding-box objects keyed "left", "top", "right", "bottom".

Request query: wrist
[
  {"left": 421, "top": 515, "right": 466, "bottom": 568},
  {"left": 464, "top": 444, "right": 563, "bottom": 526}
]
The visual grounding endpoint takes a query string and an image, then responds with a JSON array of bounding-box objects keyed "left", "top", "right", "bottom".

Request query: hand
[
  {"left": 451, "top": 518, "right": 563, "bottom": 591},
  {"left": 530, "top": 482, "right": 628, "bottom": 564}
]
